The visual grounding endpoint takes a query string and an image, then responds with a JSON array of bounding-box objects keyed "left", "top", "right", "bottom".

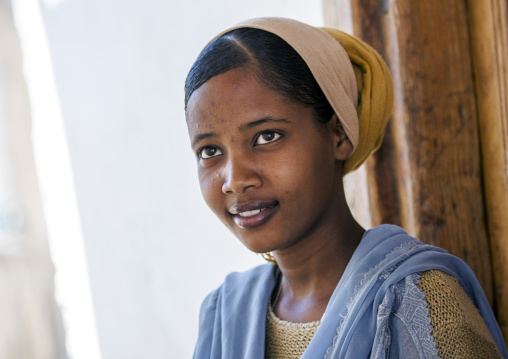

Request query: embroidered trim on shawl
[
  {"left": 324, "top": 240, "right": 424, "bottom": 358},
  {"left": 393, "top": 273, "right": 438, "bottom": 358},
  {"left": 370, "top": 274, "right": 439, "bottom": 359},
  {"left": 372, "top": 289, "right": 394, "bottom": 358}
]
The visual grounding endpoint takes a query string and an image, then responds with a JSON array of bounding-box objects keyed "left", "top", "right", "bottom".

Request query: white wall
[{"left": 15, "top": 0, "right": 323, "bottom": 358}]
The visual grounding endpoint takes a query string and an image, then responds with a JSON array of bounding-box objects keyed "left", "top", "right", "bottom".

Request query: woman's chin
[{"left": 236, "top": 237, "right": 280, "bottom": 256}]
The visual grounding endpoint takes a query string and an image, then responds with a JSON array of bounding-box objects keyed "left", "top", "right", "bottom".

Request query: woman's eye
[
  {"left": 199, "top": 146, "right": 222, "bottom": 159},
  {"left": 255, "top": 131, "right": 281, "bottom": 145}
]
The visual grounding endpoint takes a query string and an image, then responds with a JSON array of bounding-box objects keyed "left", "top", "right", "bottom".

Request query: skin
[{"left": 186, "top": 67, "right": 365, "bottom": 323}]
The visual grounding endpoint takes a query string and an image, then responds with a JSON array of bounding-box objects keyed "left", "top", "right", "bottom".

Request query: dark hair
[{"left": 184, "top": 28, "right": 334, "bottom": 123}]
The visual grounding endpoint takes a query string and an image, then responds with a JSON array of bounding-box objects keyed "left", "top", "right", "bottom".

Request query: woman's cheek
[{"left": 199, "top": 170, "right": 222, "bottom": 208}]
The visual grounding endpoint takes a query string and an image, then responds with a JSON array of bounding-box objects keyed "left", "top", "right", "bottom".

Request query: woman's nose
[{"left": 221, "top": 155, "right": 262, "bottom": 194}]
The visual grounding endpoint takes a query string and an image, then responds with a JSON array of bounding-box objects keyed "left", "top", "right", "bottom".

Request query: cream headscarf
[{"left": 213, "top": 17, "right": 394, "bottom": 174}]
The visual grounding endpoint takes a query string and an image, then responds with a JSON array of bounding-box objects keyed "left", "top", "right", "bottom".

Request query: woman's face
[{"left": 186, "top": 67, "right": 346, "bottom": 255}]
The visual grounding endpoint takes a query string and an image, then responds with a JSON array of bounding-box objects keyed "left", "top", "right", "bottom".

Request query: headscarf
[{"left": 212, "top": 17, "right": 394, "bottom": 174}]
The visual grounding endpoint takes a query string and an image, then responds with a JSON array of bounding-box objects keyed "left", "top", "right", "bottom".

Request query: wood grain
[
  {"left": 341, "top": 0, "right": 495, "bottom": 304},
  {"left": 468, "top": 0, "right": 508, "bottom": 340},
  {"left": 351, "top": 0, "right": 404, "bottom": 228},
  {"left": 392, "top": 0, "right": 494, "bottom": 304},
  {"left": 324, "top": 0, "right": 508, "bottom": 344}
]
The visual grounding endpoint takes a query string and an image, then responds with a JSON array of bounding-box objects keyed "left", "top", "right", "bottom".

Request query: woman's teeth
[{"left": 238, "top": 208, "right": 265, "bottom": 217}]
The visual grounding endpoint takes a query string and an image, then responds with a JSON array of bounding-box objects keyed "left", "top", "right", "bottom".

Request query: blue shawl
[{"left": 194, "top": 225, "right": 508, "bottom": 358}]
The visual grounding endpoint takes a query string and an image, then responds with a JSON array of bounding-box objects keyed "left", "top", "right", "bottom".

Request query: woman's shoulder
[
  {"left": 200, "top": 263, "right": 276, "bottom": 307},
  {"left": 387, "top": 269, "right": 504, "bottom": 358},
  {"left": 222, "top": 262, "right": 276, "bottom": 287},
  {"left": 194, "top": 263, "right": 277, "bottom": 358}
]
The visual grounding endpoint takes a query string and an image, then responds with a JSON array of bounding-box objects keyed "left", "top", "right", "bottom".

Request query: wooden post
[
  {"left": 324, "top": 0, "right": 495, "bottom": 307},
  {"left": 349, "top": 0, "right": 405, "bottom": 229},
  {"left": 468, "top": 0, "right": 508, "bottom": 340}
]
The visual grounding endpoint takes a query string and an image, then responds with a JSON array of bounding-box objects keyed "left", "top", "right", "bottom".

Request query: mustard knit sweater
[{"left": 264, "top": 270, "right": 502, "bottom": 359}]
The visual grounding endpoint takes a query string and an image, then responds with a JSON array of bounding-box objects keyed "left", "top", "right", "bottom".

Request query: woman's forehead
[
  {"left": 187, "top": 68, "right": 282, "bottom": 122},
  {"left": 186, "top": 68, "right": 314, "bottom": 141}
]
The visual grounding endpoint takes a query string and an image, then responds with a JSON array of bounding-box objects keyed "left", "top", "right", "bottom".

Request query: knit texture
[
  {"left": 417, "top": 270, "right": 502, "bottom": 358},
  {"left": 264, "top": 270, "right": 503, "bottom": 358},
  {"left": 265, "top": 302, "right": 321, "bottom": 359}
]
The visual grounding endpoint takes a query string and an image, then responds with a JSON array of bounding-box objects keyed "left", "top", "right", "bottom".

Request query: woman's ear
[{"left": 330, "top": 113, "right": 354, "bottom": 161}]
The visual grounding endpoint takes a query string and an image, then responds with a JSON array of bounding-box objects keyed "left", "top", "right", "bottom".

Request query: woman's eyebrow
[
  {"left": 192, "top": 132, "right": 216, "bottom": 147},
  {"left": 192, "top": 118, "right": 290, "bottom": 146},
  {"left": 240, "top": 117, "right": 291, "bottom": 130}
]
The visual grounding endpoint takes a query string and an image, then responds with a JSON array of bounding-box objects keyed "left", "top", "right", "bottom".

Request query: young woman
[{"left": 185, "top": 17, "right": 508, "bottom": 359}]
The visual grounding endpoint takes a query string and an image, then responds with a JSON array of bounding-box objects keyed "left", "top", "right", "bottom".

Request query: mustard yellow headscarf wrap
[{"left": 214, "top": 17, "right": 394, "bottom": 174}]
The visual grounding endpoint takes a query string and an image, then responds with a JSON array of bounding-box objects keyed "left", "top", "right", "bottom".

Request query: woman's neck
[{"left": 271, "top": 206, "right": 365, "bottom": 323}]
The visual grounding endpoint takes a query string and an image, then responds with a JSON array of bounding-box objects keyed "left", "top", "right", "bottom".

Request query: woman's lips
[{"left": 229, "top": 201, "right": 279, "bottom": 229}]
